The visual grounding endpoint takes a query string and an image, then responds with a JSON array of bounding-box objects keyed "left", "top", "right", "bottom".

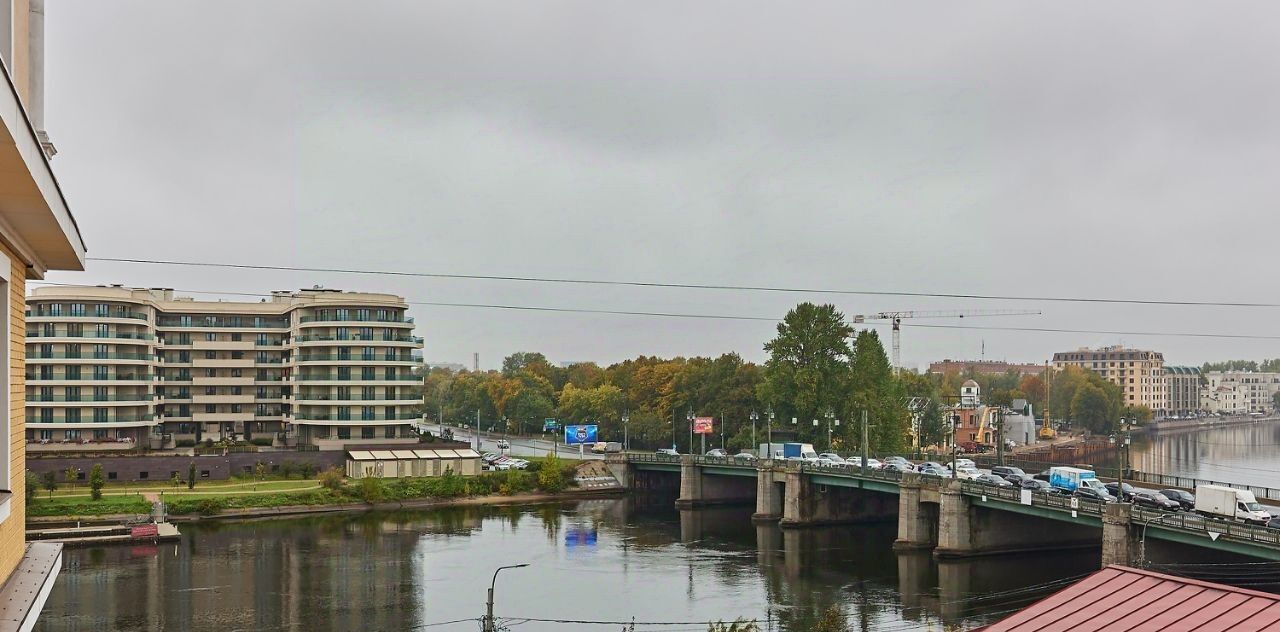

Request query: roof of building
[
  {"left": 1165, "top": 366, "right": 1203, "bottom": 375},
  {"left": 963, "top": 379, "right": 980, "bottom": 388},
  {"left": 977, "top": 565, "right": 1280, "bottom": 631}
]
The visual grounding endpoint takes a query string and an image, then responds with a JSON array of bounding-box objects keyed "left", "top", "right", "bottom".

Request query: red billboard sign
[{"left": 693, "top": 417, "right": 714, "bottom": 434}]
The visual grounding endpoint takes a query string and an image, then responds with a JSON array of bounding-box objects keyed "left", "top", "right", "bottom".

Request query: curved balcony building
[{"left": 27, "top": 286, "right": 425, "bottom": 451}]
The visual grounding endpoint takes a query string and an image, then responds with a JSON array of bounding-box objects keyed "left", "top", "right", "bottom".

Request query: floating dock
[{"left": 26, "top": 522, "right": 180, "bottom": 547}]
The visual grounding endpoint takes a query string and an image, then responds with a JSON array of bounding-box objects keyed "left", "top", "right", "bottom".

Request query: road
[{"left": 427, "top": 424, "right": 603, "bottom": 460}]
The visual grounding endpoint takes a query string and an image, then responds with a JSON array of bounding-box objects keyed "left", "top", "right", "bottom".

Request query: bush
[
  {"left": 194, "top": 498, "right": 226, "bottom": 516},
  {"left": 318, "top": 467, "right": 345, "bottom": 491},
  {"left": 203, "top": 438, "right": 214, "bottom": 448},
  {"left": 175, "top": 439, "right": 196, "bottom": 448},
  {"left": 187, "top": 462, "right": 196, "bottom": 490},
  {"left": 281, "top": 460, "right": 297, "bottom": 479},
  {"left": 358, "top": 476, "right": 385, "bottom": 503},
  {"left": 300, "top": 462, "right": 316, "bottom": 479},
  {"left": 537, "top": 455, "right": 571, "bottom": 493},
  {"left": 89, "top": 464, "right": 104, "bottom": 501},
  {"left": 249, "top": 437, "right": 273, "bottom": 446}
]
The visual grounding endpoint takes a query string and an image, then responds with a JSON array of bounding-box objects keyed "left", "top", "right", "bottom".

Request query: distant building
[
  {"left": 426, "top": 362, "right": 466, "bottom": 372},
  {"left": 927, "top": 359, "right": 1045, "bottom": 376},
  {"left": 1200, "top": 371, "right": 1280, "bottom": 414},
  {"left": 949, "top": 383, "right": 1033, "bottom": 447},
  {"left": 1163, "top": 366, "right": 1203, "bottom": 417},
  {"left": 1052, "top": 346, "right": 1166, "bottom": 411}
]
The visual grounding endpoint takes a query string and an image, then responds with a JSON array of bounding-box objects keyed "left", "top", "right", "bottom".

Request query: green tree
[
  {"left": 89, "top": 464, "right": 105, "bottom": 501},
  {"left": 847, "top": 329, "right": 907, "bottom": 453},
  {"left": 1122, "top": 404, "right": 1153, "bottom": 424},
  {"left": 758, "top": 303, "right": 853, "bottom": 445},
  {"left": 318, "top": 467, "right": 345, "bottom": 491},
  {"left": 359, "top": 476, "right": 385, "bottom": 503},
  {"left": 300, "top": 462, "right": 316, "bottom": 480},
  {"left": 281, "top": 460, "right": 297, "bottom": 479},
  {"left": 23, "top": 470, "right": 36, "bottom": 501},
  {"left": 63, "top": 466, "right": 78, "bottom": 491},
  {"left": 1071, "top": 383, "right": 1112, "bottom": 433},
  {"left": 254, "top": 462, "right": 267, "bottom": 482},
  {"left": 170, "top": 473, "right": 182, "bottom": 489},
  {"left": 538, "top": 454, "right": 568, "bottom": 492},
  {"left": 188, "top": 462, "right": 197, "bottom": 490},
  {"left": 41, "top": 471, "right": 57, "bottom": 499}
]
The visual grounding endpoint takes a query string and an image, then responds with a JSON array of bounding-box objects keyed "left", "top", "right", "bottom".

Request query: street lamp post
[
  {"left": 750, "top": 410, "right": 759, "bottom": 451},
  {"left": 484, "top": 563, "right": 529, "bottom": 632},
  {"left": 822, "top": 410, "right": 839, "bottom": 452},
  {"left": 767, "top": 408, "right": 775, "bottom": 453},
  {"left": 687, "top": 409, "right": 695, "bottom": 455},
  {"left": 622, "top": 412, "right": 629, "bottom": 451}
]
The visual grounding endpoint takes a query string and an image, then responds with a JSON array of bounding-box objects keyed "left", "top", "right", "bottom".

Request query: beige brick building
[
  {"left": 27, "top": 286, "right": 425, "bottom": 451},
  {"left": 1051, "top": 346, "right": 1166, "bottom": 411}
]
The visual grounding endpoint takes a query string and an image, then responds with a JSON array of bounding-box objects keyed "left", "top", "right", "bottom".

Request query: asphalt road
[{"left": 428, "top": 424, "right": 602, "bottom": 460}]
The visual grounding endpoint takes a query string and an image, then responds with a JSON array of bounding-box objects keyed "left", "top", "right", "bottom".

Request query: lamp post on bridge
[
  {"left": 750, "top": 410, "right": 759, "bottom": 450},
  {"left": 686, "top": 409, "right": 695, "bottom": 456},
  {"left": 622, "top": 412, "right": 629, "bottom": 451}
]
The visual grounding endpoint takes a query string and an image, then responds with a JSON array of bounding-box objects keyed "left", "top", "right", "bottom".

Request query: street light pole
[
  {"left": 767, "top": 408, "right": 775, "bottom": 453},
  {"left": 687, "top": 409, "right": 694, "bottom": 455},
  {"left": 484, "top": 563, "right": 529, "bottom": 632},
  {"left": 750, "top": 410, "right": 759, "bottom": 451},
  {"left": 622, "top": 412, "right": 629, "bottom": 451}
]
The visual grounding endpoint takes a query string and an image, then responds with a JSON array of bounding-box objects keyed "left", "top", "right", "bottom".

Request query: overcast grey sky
[{"left": 37, "top": 1, "right": 1280, "bottom": 369}]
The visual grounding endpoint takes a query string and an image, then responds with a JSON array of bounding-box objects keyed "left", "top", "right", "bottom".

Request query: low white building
[{"left": 1201, "top": 371, "right": 1280, "bottom": 414}]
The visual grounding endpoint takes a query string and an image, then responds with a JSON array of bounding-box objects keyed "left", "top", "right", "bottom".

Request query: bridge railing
[
  {"left": 959, "top": 480, "right": 1107, "bottom": 517},
  {"left": 1133, "top": 506, "right": 1280, "bottom": 546},
  {"left": 691, "top": 456, "right": 755, "bottom": 467},
  {"left": 628, "top": 453, "right": 682, "bottom": 465},
  {"left": 799, "top": 463, "right": 906, "bottom": 483}
]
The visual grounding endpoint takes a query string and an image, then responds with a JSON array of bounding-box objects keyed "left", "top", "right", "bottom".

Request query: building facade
[
  {"left": 1200, "top": 371, "right": 1280, "bottom": 415},
  {"left": 927, "top": 359, "right": 1045, "bottom": 377},
  {"left": 1163, "top": 366, "right": 1203, "bottom": 417},
  {"left": 0, "top": 0, "right": 89, "bottom": 624},
  {"left": 27, "top": 286, "right": 425, "bottom": 451},
  {"left": 1051, "top": 346, "right": 1166, "bottom": 411}
]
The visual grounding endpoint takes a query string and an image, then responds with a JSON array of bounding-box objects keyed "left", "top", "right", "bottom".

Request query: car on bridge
[
  {"left": 990, "top": 466, "right": 1026, "bottom": 479},
  {"left": 975, "top": 473, "right": 1013, "bottom": 487},
  {"left": 1132, "top": 489, "right": 1182, "bottom": 511},
  {"left": 1004, "top": 473, "right": 1036, "bottom": 486},
  {"left": 882, "top": 461, "right": 914, "bottom": 473},
  {"left": 733, "top": 451, "right": 758, "bottom": 463},
  {"left": 1073, "top": 487, "right": 1114, "bottom": 503},
  {"left": 919, "top": 464, "right": 950, "bottom": 478},
  {"left": 1104, "top": 482, "right": 1139, "bottom": 501},
  {"left": 882, "top": 456, "right": 914, "bottom": 470},
  {"left": 705, "top": 448, "right": 728, "bottom": 458},
  {"left": 955, "top": 466, "right": 982, "bottom": 480},
  {"left": 656, "top": 448, "right": 680, "bottom": 456},
  {"left": 818, "top": 453, "right": 846, "bottom": 465},
  {"left": 1159, "top": 489, "right": 1196, "bottom": 511},
  {"left": 1021, "top": 479, "right": 1067, "bottom": 496},
  {"left": 845, "top": 456, "right": 882, "bottom": 470}
]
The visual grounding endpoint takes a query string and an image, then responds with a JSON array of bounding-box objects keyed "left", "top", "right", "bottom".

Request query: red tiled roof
[{"left": 977, "top": 565, "right": 1280, "bottom": 632}]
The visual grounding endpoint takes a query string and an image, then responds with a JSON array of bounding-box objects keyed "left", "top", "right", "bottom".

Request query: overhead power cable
[
  {"left": 84, "top": 256, "right": 1280, "bottom": 308},
  {"left": 29, "top": 281, "right": 1280, "bottom": 341}
]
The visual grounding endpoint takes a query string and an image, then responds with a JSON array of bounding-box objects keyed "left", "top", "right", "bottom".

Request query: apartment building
[
  {"left": 0, "top": 0, "right": 90, "bottom": 624},
  {"left": 1163, "top": 366, "right": 1203, "bottom": 417},
  {"left": 27, "top": 286, "right": 425, "bottom": 451},
  {"left": 927, "top": 359, "right": 1045, "bottom": 377},
  {"left": 1051, "top": 346, "right": 1166, "bottom": 411},
  {"left": 1200, "top": 371, "right": 1280, "bottom": 415}
]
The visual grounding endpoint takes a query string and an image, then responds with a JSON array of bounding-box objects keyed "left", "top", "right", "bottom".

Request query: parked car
[
  {"left": 919, "top": 464, "right": 949, "bottom": 478},
  {"left": 705, "top": 448, "right": 728, "bottom": 458},
  {"left": 1073, "top": 487, "right": 1114, "bottom": 503},
  {"left": 1021, "top": 479, "right": 1065, "bottom": 495},
  {"left": 954, "top": 458, "right": 976, "bottom": 469},
  {"left": 733, "top": 451, "right": 758, "bottom": 462},
  {"left": 975, "top": 473, "right": 1013, "bottom": 487},
  {"left": 818, "top": 453, "right": 846, "bottom": 464},
  {"left": 1159, "top": 489, "right": 1196, "bottom": 511},
  {"left": 496, "top": 439, "right": 511, "bottom": 450},
  {"left": 955, "top": 466, "right": 982, "bottom": 480},
  {"left": 1104, "top": 482, "right": 1138, "bottom": 501},
  {"left": 656, "top": 448, "right": 680, "bottom": 456},
  {"left": 1132, "top": 489, "right": 1181, "bottom": 511},
  {"left": 1004, "top": 473, "right": 1035, "bottom": 486},
  {"left": 846, "top": 457, "right": 883, "bottom": 470},
  {"left": 990, "top": 466, "right": 1026, "bottom": 479}
]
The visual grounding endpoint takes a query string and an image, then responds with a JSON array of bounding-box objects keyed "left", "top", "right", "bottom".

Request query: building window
[
  {"left": 139, "top": 471, "right": 149, "bottom": 480},
  {"left": 384, "top": 426, "right": 395, "bottom": 439},
  {"left": 361, "top": 426, "right": 375, "bottom": 439},
  {"left": 337, "top": 426, "right": 351, "bottom": 439},
  {"left": 70, "top": 303, "right": 85, "bottom": 317}
]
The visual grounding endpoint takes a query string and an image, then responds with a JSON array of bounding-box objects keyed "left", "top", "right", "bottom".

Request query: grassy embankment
[{"left": 28, "top": 456, "right": 579, "bottom": 519}]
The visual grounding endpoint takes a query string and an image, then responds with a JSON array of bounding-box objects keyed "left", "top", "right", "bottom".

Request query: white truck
[
  {"left": 1048, "top": 466, "right": 1106, "bottom": 493},
  {"left": 1195, "top": 485, "right": 1272, "bottom": 524}
]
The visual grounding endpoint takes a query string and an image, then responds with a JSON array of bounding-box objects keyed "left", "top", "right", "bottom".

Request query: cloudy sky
[{"left": 37, "top": 2, "right": 1280, "bottom": 370}]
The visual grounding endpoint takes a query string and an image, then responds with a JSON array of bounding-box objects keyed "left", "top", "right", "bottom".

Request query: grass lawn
[{"left": 28, "top": 495, "right": 152, "bottom": 518}]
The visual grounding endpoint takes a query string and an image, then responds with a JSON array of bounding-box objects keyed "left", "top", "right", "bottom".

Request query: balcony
[
  {"left": 26, "top": 374, "right": 152, "bottom": 383},
  {"left": 294, "top": 395, "right": 421, "bottom": 404},
  {"left": 191, "top": 358, "right": 254, "bottom": 369},
  {"left": 293, "top": 334, "right": 422, "bottom": 344},
  {"left": 27, "top": 352, "right": 154, "bottom": 362},
  {"left": 298, "top": 315, "right": 414, "bottom": 325},
  {"left": 191, "top": 394, "right": 255, "bottom": 405},
  {"left": 192, "top": 340, "right": 254, "bottom": 351},
  {"left": 26, "top": 332, "right": 154, "bottom": 341},
  {"left": 27, "top": 310, "right": 148, "bottom": 321},
  {"left": 192, "top": 411, "right": 254, "bottom": 423},
  {"left": 156, "top": 321, "right": 288, "bottom": 330},
  {"left": 29, "top": 414, "right": 156, "bottom": 424},
  {"left": 294, "top": 374, "right": 421, "bottom": 382},
  {"left": 292, "top": 413, "right": 421, "bottom": 422},
  {"left": 191, "top": 376, "right": 254, "bottom": 387},
  {"left": 295, "top": 354, "right": 416, "bottom": 364}
]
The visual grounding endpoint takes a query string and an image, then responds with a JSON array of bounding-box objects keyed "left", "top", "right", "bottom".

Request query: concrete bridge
[{"left": 608, "top": 454, "right": 1280, "bottom": 566}]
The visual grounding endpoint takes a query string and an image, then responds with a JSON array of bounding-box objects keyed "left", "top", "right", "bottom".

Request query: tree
[
  {"left": 24, "top": 470, "right": 36, "bottom": 501},
  {"left": 1071, "top": 383, "right": 1112, "bottom": 433},
  {"left": 1018, "top": 375, "right": 1047, "bottom": 413},
  {"left": 301, "top": 462, "right": 316, "bottom": 480},
  {"left": 847, "top": 330, "right": 907, "bottom": 453},
  {"left": 281, "top": 460, "right": 297, "bottom": 479},
  {"left": 1122, "top": 405, "right": 1153, "bottom": 424},
  {"left": 89, "top": 464, "right": 105, "bottom": 501},
  {"left": 171, "top": 473, "right": 182, "bottom": 489},
  {"left": 538, "top": 454, "right": 568, "bottom": 492},
  {"left": 63, "top": 466, "right": 78, "bottom": 491},
  {"left": 41, "top": 471, "right": 57, "bottom": 499},
  {"left": 758, "top": 303, "right": 854, "bottom": 444},
  {"left": 917, "top": 397, "right": 948, "bottom": 449},
  {"left": 254, "top": 462, "right": 267, "bottom": 482},
  {"left": 188, "top": 462, "right": 197, "bottom": 490}
]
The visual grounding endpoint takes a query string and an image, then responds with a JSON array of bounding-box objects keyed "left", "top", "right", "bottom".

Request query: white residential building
[{"left": 1200, "top": 371, "right": 1280, "bottom": 415}]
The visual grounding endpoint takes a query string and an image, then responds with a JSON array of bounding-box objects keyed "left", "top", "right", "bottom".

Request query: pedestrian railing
[
  {"left": 1127, "top": 472, "right": 1280, "bottom": 502},
  {"left": 1133, "top": 506, "right": 1280, "bottom": 547},
  {"left": 629, "top": 453, "right": 682, "bottom": 465},
  {"left": 959, "top": 480, "right": 1107, "bottom": 517}
]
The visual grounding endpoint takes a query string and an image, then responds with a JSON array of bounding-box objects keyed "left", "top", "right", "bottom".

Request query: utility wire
[
  {"left": 84, "top": 256, "right": 1280, "bottom": 308},
  {"left": 28, "top": 281, "right": 1280, "bottom": 342}
]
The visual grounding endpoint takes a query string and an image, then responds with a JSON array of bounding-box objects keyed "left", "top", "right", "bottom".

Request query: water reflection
[
  {"left": 38, "top": 501, "right": 1098, "bottom": 632},
  {"left": 1131, "top": 420, "right": 1280, "bottom": 488}
]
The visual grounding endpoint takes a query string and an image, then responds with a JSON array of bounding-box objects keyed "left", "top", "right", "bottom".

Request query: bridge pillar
[
  {"left": 674, "top": 456, "right": 702, "bottom": 509},
  {"left": 779, "top": 468, "right": 808, "bottom": 528},
  {"left": 753, "top": 464, "right": 783, "bottom": 522},
  {"left": 1101, "top": 503, "right": 1137, "bottom": 567},
  {"left": 604, "top": 457, "right": 633, "bottom": 489},
  {"left": 934, "top": 480, "right": 973, "bottom": 558},
  {"left": 894, "top": 473, "right": 936, "bottom": 550}
]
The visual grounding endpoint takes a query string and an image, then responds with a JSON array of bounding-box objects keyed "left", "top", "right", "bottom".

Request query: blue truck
[
  {"left": 758, "top": 442, "right": 818, "bottom": 460},
  {"left": 1048, "top": 466, "right": 1105, "bottom": 493}
]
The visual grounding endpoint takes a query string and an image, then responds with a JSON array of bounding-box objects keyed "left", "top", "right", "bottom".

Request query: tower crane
[{"left": 850, "top": 309, "right": 1042, "bottom": 371}]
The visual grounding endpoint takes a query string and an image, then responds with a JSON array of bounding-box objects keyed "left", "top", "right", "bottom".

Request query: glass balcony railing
[
  {"left": 28, "top": 353, "right": 154, "bottom": 360},
  {"left": 293, "top": 334, "right": 423, "bottom": 343},
  {"left": 295, "top": 374, "right": 420, "bottom": 382},
  {"left": 27, "top": 332, "right": 155, "bottom": 340},
  {"left": 30, "top": 414, "right": 156, "bottom": 424},
  {"left": 156, "top": 321, "right": 288, "bottom": 329},
  {"left": 293, "top": 413, "right": 421, "bottom": 421},
  {"left": 27, "top": 374, "right": 154, "bottom": 381},
  {"left": 296, "top": 355, "right": 416, "bottom": 362},
  {"left": 28, "top": 394, "right": 155, "bottom": 402},
  {"left": 295, "top": 394, "right": 420, "bottom": 402},
  {"left": 27, "top": 311, "right": 148, "bottom": 320},
  {"left": 298, "top": 315, "right": 414, "bottom": 324}
]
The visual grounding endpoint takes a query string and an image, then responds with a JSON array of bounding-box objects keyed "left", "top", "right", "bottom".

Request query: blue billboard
[{"left": 564, "top": 424, "right": 598, "bottom": 445}]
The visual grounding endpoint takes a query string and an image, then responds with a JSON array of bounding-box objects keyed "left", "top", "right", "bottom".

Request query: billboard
[
  {"left": 564, "top": 424, "right": 598, "bottom": 445},
  {"left": 693, "top": 417, "right": 714, "bottom": 434}
]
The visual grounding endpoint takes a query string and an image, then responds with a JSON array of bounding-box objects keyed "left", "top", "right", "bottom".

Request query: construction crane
[
  {"left": 1039, "top": 360, "right": 1056, "bottom": 440},
  {"left": 850, "top": 309, "right": 1042, "bottom": 371}
]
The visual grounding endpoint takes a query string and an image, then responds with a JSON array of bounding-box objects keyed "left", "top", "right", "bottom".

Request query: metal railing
[
  {"left": 27, "top": 332, "right": 154, "bottom": 341},
  {"left": 295, "top": 375, "right": 420, "bottom": 381},
  {"left": 28, "top": 352, "right": 154, "bottom": 360},
  {"left": 27, "top": 374, "right": 154, "bottom": 381},
  {"left": 628, "top": 453, "right": 682, "bottom": 465},
  {"left": 959, "top": 480, "right": 1107, "bottom": 516},
  {"left": 1133, "top": 505, "right": 1280, "bottom": 546},
  {"left": 296, "top": 355, "right": 416, "bottom": 362},
  {"left": 298, "top": 315, "right": 415, "bottom": 324},
  {"left": 28, "top": 311, "right": 148, "bottom": 320},
  {"left": 1127, "top": 472, "right": 1280, "bottom": 502},
  {"left": 294, "top": 334, "right": 423, "bottom": 343},
  {"left": 28, "top": 394, "right": 155, "bottom": 402}
]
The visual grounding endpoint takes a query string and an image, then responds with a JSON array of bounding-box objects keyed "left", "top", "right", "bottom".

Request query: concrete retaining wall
[{"left": 26, "top": 451, "right": 347, "bottom": 483}]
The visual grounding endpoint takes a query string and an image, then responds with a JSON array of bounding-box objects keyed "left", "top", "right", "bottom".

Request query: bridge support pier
[
  {"left": 779, "top": 467, "right": 898, "bottom": 528},
  {"left": 893, "top": 474, "right": 937, "bottom": 550},
  {"left": 933, "top": 481, "right": 973, "bottom": 558},
  {"left": 752, "top": 464, "right": 783, "bottom": 522},
  {"left": 604, "top": 457, "right": 633, "bottom": 490},
  {"left": 674, "top": 457, "right": 702, "bottom": 509},
  {"left": 1102, "top": 503, "right": 1137, "bottom": 567}
]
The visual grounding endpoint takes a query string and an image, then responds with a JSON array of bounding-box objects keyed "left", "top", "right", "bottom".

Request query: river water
[
  {"left": 36, "top": 500, "right": 1103, "bottom": 632},
  {"left": 36, "top": 422, "right": 1280, "bottom": 632}
]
